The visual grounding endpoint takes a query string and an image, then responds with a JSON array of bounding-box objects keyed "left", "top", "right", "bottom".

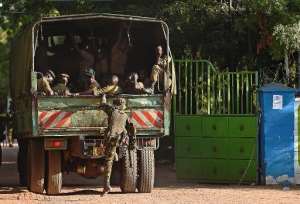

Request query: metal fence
[{"left": 174, "top": 59, "right": 259, "bottom": 115}]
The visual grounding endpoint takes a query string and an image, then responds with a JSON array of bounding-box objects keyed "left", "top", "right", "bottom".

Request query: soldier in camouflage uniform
[
  {"left": 37, "top": 70, "right": 56, "bottom": 96},
  {"left": 101, "top": 97, "right": 129, "bottom": 194},
  {"left": 52, "top": 73, "right": 72, "bottom": 96},
  {"left": 78, "top": 68, "right": 100, "bottom": 95},
  {"left": 150, "top": 45, "right": 171, "bottom": 93},
  {"left": 96, "top": 75, "right": 122, "bottom": 95},
  {"left": 125, "top": 72, "right": 151, "bottom": 94}
]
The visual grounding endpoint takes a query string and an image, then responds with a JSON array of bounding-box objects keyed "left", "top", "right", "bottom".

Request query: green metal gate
[{"left": 174, "top": 59, "right": 259, "bottom": 184}]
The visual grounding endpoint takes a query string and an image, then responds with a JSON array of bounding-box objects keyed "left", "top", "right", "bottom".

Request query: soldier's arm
[
  {"left": 99, "top": 95, "right": 113, "bottom": 114},
  {"left": 66, "top": 88, "right": 72, "bottom": 96},
  {"left": 97, "top": 85, "right": 114, "bottom": 95},
  {"left": 44, "top": 79, "right": 54, "bottom": 96},
  {"left": 100, "top": 103, "right": 113, "bottom": 115}
]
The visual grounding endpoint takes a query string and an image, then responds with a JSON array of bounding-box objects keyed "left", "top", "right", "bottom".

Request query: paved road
[{"left": 1, "top": 144, "right": 300, "bottom": 204}]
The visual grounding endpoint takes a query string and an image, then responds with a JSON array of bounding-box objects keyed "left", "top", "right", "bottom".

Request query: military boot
[{"left": 102, "top": 176, "right": 112, "bottom": 195}]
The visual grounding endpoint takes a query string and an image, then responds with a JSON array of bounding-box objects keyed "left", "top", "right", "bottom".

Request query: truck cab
[{"left": 10, "top": 14, "right": 174, "bottom": 194}]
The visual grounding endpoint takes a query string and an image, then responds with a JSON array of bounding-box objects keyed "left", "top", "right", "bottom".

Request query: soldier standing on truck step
[
  {"left": 101, "top": 96, "right": 129, "bottom": 195},
  {"left": 37, "top": 70, "right": 56, "bottom": 96}
]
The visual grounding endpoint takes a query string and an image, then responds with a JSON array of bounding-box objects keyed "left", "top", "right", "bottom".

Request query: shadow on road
[
  {"left": 0, "top": 186, "right": 27, "bottom": 194},
  {"left": 59, "top": 189, "right": 101, "bottom": 196}
]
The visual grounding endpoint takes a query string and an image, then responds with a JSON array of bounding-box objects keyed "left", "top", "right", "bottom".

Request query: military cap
[
  {"left": 46, "top": 69, "right": 56, "bottom": 79},
  {"left": 84, "top": 68, "right": 96, "bottom": 77}
]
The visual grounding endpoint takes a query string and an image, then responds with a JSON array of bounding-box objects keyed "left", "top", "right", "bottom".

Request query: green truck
[{"left": 9, "top": 14, "right": 174, "bottom": 195}]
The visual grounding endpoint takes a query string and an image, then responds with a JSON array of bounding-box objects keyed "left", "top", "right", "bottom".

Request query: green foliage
[
  {"left": 0, "top": 0, "right": 300, "bottom": 97},
  {"left": 272, "top": 22, "right": 300, "bottom": 58}
]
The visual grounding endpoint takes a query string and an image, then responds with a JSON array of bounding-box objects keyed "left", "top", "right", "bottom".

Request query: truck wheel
[
  {"left": 46, "top": 150, "right": 62, "bottom": 195},
  {"left": 138, "top": 149, "right": 155, "bottom": 193},
  {"left": 28, "top": 139, "right": 45, "bottom": 194},
  {"left": 120, "top": 148, "right": 137, "bottom": 193}
]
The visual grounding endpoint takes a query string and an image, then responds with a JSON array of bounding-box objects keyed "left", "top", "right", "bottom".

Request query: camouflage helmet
[{"left": 113, "top": 98, "right": 126, "bottom": 110}]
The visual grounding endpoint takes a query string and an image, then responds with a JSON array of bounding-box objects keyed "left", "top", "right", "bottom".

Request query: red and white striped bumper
[
  {"left": 38, "top": 111, "right": 72, "bottom": 129},
  {"left": 130, "top": 109, "right": 163, "bottom": 129}
]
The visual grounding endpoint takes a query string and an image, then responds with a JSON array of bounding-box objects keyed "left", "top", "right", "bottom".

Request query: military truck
[{"left": 9, "top": 14, "right": 175, "bottom": 195}]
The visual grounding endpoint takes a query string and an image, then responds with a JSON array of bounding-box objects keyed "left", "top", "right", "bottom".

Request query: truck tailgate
[{"left": 36, "top": 95, "right": 165, "bottom": 136}]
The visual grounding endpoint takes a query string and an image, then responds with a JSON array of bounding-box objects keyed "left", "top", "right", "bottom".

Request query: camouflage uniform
[
  {"left": 150, "top": 56, "right": 170, "bottom": 92},
  {"left": 78, "top": 68, "right": 100, "bottom": 95},
  {"left": 96, "top": 84, "right": 122, "bottom": 95},
  {"left": 53, "top": 73, "right": 72, "bottom": 96},
  {"left": 84, "top": 81, "right": 100, "bottom": 95},
  {"left": 53, "top": 83, "right": 71, "bottom": 96},
  {"left": 37, "top": 70, "right": 55, "bottom": 96},
  {"left": 102, "top": 98, "right": 129, "bottom": 194},
  {"left": 37, "top": 77, "right": 54, "bottom": 96}
]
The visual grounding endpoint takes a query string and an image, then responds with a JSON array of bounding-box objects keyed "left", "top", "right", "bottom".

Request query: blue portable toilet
[{"left": 259, "top": 83, "right": 296, "bottom": 185}]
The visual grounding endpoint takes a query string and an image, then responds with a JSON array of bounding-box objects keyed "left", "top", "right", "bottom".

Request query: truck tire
[
  {"left": 120, "top": 148, "right": 137, "bottom": 193},
  {"left": 46, "top": 150, "right": 62, "bottom": 195},
  {"left": 138, "top": 149, "right": 155, "bottom": 193},
  {"left": 28, "top": 139, "right": 45, "bottom": 194}
]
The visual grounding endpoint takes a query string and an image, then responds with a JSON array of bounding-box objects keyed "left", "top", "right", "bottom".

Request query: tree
[{"left": 272, "top": 22, "right": 300, "bottom": 83}]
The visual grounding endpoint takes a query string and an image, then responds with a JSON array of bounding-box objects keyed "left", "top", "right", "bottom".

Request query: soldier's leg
[{"left": 103, "top": 137, "right": 118, "bottom": 193}]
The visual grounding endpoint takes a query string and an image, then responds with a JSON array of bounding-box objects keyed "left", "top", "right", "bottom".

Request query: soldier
[
  {"left": 37, "top": 70, "right": 55, "bottom": 96},
  {"left": 52, "top": 73, "right": 74, "bottom": 96},
  {"left": 101, "top": 97, "right": 129, "bottom": 194},
  {"left": 96, "top": 75, "right": 121, "bottom": 95},
  {"left": 78, "top": 68, "right": 100, "bottom": 95},
  {"left": 150, "top": 45, "right": 171, "bottom": 93},
  {"left": 125, "top": 72, "right": 151, "bottom": 94}
]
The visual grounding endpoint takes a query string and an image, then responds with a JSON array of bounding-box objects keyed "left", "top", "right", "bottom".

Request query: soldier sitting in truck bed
[
  {"left": 78, "top": 68, "right": 100, "bottom": 95},
  {"left": 125, "top": 72, "right": 151, "bottom": 94},
  {"left": 53, "top": 73, "right": 77, "bottom": 96},
  {"left": 95, "top": 75, "right": 122, "bottom": 95},
  {"left": 37, "top": 70, "right": 56, "bottom": 96}
]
